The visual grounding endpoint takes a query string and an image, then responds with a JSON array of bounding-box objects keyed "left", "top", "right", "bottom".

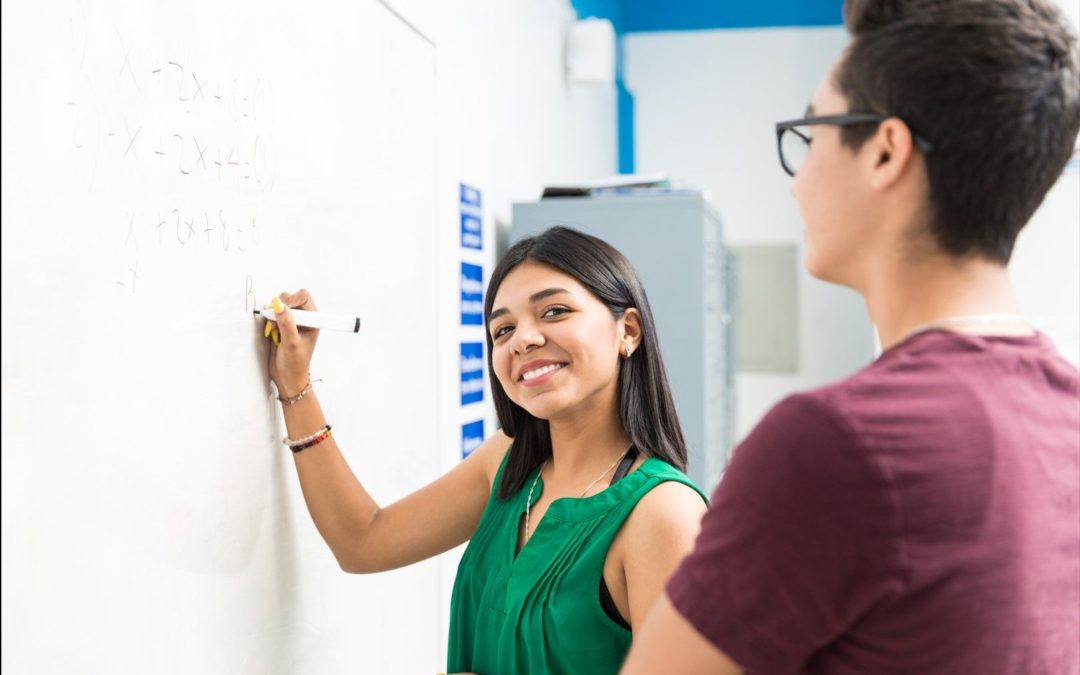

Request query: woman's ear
[{"left": 621, "top": 309, "right": 643, "bottom": 356}]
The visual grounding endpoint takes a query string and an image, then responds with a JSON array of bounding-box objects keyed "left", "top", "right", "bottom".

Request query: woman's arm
[
  {"left": 267, "top": 289, "right": 508, "bottom": 573},
  {"left": 619, "top": 481, "right": 707, "bottom": 627},
  {"left": 620, "top": 594, "right": 744, "bottom": 674},
  {"left": 290, "top": 401, "right": 508, "bottom": 573}
]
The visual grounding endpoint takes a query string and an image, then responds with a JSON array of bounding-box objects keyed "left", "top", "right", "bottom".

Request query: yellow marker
[
  {"left": 271, "top": 296, "right": 285, "bottom": 313},
  {"left": 264, "top": 321, "right": 273, "bottom": 338}
]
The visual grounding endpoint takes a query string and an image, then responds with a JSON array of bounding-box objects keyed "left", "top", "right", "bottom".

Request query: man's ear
[{"left": 867, "top": 118, "right": 917, "bottom": 190}]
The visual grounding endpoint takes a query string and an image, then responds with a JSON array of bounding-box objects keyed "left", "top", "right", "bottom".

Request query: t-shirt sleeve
[{"left": 666, "top": 392, "right": 902, "bottom": 674}]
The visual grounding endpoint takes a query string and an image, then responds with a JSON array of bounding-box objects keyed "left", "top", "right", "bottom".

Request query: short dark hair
[
  {"left": 836, "top": 0, "right": 1080, "bottom": 263},
  {"left": 484, "top": 226, "right": 688, "bottom": 500}
]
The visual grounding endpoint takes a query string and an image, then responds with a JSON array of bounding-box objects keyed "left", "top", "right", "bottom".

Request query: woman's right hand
[{"left": 266, "top": 288, "right": 320, "bottom": 397}]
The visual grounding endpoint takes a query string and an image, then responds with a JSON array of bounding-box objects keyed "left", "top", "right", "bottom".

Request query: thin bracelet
[
  {"left": 279, "top": 380, "right": 312, "bottom": 406},
  {"left": 283, "top": 424, "right": 331, "bottom": 447},
  {"left": 289, "top": 427, "right": 333, "bottom": 454}
]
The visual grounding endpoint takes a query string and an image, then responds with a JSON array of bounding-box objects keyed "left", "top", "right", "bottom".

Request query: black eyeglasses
[{"left": 775, "top": 113, "right": 935, "bottom": 177}]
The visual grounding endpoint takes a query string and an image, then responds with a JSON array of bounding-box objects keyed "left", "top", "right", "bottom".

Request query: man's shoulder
[
  {"left": 738, "top": 389, "right": 873, "bottom": 480},
  {"left": 809, "top": 331, "right": 1077, "bottom": 420},
  {"left": 747, "top": 353, "right": 959, "bottom": 466},
  {"left": 801, "top": 338, "right": 975, "bottom": 419}
]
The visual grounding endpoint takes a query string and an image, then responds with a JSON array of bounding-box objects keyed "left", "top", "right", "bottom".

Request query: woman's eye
[
  {"left": 493, "top": 325, "right": 513, "bottom": 339},
  {"left": 542, "top": 306, "right": 569, "bottom": 318}
]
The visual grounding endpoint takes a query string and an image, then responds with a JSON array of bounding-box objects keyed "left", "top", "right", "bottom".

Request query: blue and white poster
[
  {"left": 460, "top": 213, "right": 482, "bottom": 250},
  {"left": 460, "top": 342, "right": 485, "bottom": 405},
  {"left": 460, "top": 183, "right": 483, "bottom": 250},
  {"left": 462, "top": 420, "right": 485, "bottom": 459},
  {"left": 460, "top": 183, "right": 482, "bottom": 208},
  {"left": 460, "top": 262, "right": 484, "bottom": 325}
]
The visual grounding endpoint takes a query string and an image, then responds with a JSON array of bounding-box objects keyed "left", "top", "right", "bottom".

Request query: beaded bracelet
[
  {"left": 285, "top": 425, "right": 333, "bottom": 453},
  {"left": 283, "top": 424, "right": 331, "bottom": 446},
  {"left": 290, "top": 428, "right": 332, "bottom": 453},
  {"left": 279, "top": 380, "right": 312, "bottom": 406}
]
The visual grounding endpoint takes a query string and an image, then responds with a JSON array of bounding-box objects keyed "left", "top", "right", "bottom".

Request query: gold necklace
[{"left": 523, "top": 449, "right": 629, "bottom": 543}]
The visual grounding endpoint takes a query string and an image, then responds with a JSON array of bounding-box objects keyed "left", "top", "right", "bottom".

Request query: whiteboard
[{"left": 1, "top": 0, "right": 441, "bottom": 672}]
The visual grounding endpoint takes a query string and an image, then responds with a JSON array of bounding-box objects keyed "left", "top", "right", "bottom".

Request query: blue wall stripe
[
  {"left": 617, "top": 79, "right": 634, "bottom": 174},
  {"left": 571, "top": 0, "right": 843, "bottom": 33},
  {"left": 570, "top": 0, "right": 624, "bottom": 32},
  {"left": 621, "top": 1, "right": 844, "bottom": 32}
]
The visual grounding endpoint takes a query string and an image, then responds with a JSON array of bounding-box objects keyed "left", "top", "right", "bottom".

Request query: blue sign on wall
[
  {"left": 460, "top": 183, "right": 482, "bottom": 250},
  {"left": 460, "top": 183, "right": 482, "bottom": 208},
  {"left": 461, "top": 342, "right": 485, "bottom": 405},
  {"left": 461, "top": 262, "right": 484, "bottom": 325},
  {"left": 461, "top": 212, "right": 482, "bottom": 250},
  {"left": 462, "top": 419, "right": 485, "bottom": 459}
]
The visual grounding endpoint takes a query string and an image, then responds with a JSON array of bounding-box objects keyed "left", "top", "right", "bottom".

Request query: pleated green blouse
[{"left": 447, "top": 452, "right": 706, "bottom": 675}]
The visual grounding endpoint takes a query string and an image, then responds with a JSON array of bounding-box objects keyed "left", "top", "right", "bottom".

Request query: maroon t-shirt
[{"left": 668, "top": 330, "right": 1080, "bottom": 674}]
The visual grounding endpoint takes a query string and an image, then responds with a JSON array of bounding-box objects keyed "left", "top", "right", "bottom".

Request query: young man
[{"left": 622, "top": 1, "right": 1080, "bottom": 673}]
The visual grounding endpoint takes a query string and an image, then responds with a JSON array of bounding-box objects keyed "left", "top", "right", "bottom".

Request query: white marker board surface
[{"left": 1, "top": 1, "right": 441, "bottom": 672}]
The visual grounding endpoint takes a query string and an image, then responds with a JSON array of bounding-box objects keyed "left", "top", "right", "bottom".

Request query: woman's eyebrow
[{"left": 529, "top": 287, "right": 571, "bottom": 303}]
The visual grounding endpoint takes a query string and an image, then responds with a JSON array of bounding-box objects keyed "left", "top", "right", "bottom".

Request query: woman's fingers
[
  {"left": 281, "top": 288, "right": 318, "bottom": 312},
  {"left": 262, "top": 289, "right": 317, "bottom": 380},
  {"left": 272, "top": 289, "right": 321, "bottom": 344},
  {"left": 264, "top": 291, "right": 316, "bottom": 391},
  {"left": 272, "top": 293, "right": 300, "bottom": 343}
]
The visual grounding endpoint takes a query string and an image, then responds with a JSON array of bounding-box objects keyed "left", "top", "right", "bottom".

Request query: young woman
[{"left": 264, "top": 226, "right": 708, "bottom": 674}]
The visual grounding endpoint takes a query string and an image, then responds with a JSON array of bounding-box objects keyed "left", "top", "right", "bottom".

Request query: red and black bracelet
[{"left": 285, "top": 425, "right": 332, "bottom": 453}]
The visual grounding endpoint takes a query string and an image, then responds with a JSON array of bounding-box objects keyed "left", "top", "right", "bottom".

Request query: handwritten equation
[
  {"left": 62, "top": 20, "right": 277, "bottom": 295},
  {"left": 113, "top": 208, "right": 258, "bottom": 293}
]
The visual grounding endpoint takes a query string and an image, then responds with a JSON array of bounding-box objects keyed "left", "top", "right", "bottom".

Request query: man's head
[{"left": 790, "top": 0, "right": 1080, "bottom": 284}]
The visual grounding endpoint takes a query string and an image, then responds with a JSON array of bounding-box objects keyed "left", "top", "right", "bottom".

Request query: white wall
[
  {"left": 434, "top": 0, "right": 617, "bottom": 234},
  {"left": 1012, "top": 170, "right": 1080, "bottom": 366},
  {"left": 625, "top": 27, "right": 875, "bottom": 442}
]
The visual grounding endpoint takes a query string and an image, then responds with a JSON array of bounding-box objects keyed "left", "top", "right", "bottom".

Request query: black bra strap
[
  {"left": 599, "top": 444, "right": 641, "bottom": 631},
  {"left": 599, "top": 575, "right": 632, "bottom": 630},
  {"left": 610, "top": 445, "right": 639, "bottom": 485}
]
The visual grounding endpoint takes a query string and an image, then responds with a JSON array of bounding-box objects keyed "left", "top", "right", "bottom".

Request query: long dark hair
[{"left": 486, "top": 226, "right": 688, "bottom": 499}]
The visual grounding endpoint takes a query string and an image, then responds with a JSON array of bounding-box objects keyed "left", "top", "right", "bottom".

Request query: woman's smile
[{"left": 518, "top": 361, "right": 568, "bottom": 387}]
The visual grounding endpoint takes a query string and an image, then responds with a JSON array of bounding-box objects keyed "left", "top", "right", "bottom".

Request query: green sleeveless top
[{"left": 447, "top": 451, "right": 707, "bottom": 675}]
